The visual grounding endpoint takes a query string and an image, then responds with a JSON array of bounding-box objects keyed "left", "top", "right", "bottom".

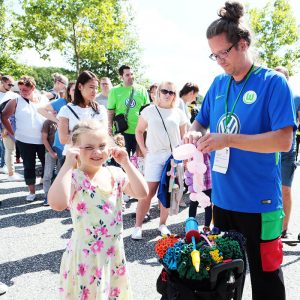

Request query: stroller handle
[{"left": 210, "top": 259, "right": 244, "bottom": 289}]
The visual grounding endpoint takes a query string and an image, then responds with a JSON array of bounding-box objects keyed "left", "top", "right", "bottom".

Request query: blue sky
[{"left": 17, "top": 0, "right": 300, "bottom": 94}]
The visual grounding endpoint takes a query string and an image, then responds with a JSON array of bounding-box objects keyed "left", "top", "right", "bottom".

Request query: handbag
[{"left": 113, "top": 88, "right": 135, "bottom": 134}]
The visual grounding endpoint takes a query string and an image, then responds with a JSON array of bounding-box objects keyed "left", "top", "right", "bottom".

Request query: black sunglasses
[
  {"left": 8, "top": 83, "right": 14, "bottom": 87},
  {"left": 160, "top": 89, "right": 176, "bottom": 96}
]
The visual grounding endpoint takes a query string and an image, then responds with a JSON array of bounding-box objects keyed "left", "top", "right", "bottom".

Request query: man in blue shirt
[
  {"left": 275, "top": 66, "right": 300, "bottom": 239},
  {"left": 185, "top": 2, "right": 295, "bottom": 300}
]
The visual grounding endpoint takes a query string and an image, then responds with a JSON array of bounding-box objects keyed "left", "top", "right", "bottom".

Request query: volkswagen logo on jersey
[
  {"left": 243, "top": 90, "right": 257, "bottom": 104},
  {"left": 125, "top": 98, "right": 136, "bottom": 108},
  {"left": 217, "top": 113, "right": 241, "bottom": 134}
]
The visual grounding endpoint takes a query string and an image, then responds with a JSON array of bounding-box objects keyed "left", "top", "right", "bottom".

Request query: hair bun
[{"left": 218, "top": 1, "right": 244, "bottom": 24}]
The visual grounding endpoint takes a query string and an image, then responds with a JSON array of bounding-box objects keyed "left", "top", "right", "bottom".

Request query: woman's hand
[
  {"left": 111, "top": 147, "right": 130, "bottom": 166},
  {"left": 64, "top": 147, "right": 80, "bottom": 169}
]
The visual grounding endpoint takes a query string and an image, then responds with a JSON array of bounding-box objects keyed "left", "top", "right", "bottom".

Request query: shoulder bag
[{"left": 113, "top": 88, "right": 134, "bottom": 134}]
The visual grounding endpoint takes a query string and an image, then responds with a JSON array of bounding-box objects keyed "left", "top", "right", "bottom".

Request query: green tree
[
  {"left": 0, "top": 54, "right": 33, "bottom": 79},
  {"left": 0, "top": 0, "right": 7, "bottom": 53},
  {"left": 27, "top": 67, "right": 77, "bottom": 90},
  {"left": 10, "top": 0, "right": 142, "bottom": 77},
  {"left": 248, "top": 0, "right": 300, "bottom": 74}
]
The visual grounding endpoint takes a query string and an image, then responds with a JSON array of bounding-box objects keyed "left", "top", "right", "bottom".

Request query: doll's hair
[
  {"left": 71, "top": 119, "right": 111, "bottom": 145},
  {"left": 113, "top": 134, "right": 126, "bottom": 148}
]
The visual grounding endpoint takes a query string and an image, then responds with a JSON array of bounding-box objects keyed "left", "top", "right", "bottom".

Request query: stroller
[{"left": 157, "top": 259, "right": 244, "bottom": 300}]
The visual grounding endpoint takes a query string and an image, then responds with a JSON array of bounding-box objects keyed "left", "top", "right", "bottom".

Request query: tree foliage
[
  {"left": 248, "top": 0, "right": 300, "bottom": 74},
  {"left": 0, "top": 54, "right": 33, "bottom": 79},
  {"left": 10, "top": 0, "right": 143, "bottom": 78},
  {"left": 27, "top": 67, "right": 77, "bottom": 90}
]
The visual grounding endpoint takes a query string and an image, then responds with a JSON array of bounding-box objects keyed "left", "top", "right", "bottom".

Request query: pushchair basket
[{"left": 157, "top": 259, "right": 244, "bottom": 300}]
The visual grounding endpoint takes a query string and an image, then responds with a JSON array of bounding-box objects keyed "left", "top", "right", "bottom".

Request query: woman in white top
[
  {"left": 132, "top": 81, "right": 187, "bottom": 240},
  {"left": 1, "top": 76, "right": 48, "bottom": 201},
  {"left": 58, "top": 71, "right": 108, "bottom": 149}
]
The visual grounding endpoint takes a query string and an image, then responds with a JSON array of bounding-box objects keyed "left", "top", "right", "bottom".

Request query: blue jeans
[{"left": 0, "top": 139, "right": 5, "bottom": 168}]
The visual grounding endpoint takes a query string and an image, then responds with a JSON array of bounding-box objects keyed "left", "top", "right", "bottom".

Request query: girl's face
[
  {"left": 77, "top": 130, "right": 111, "bottom": 167},
  {"left": 78, "top": 79, "right": 98, "bottom": 102}
]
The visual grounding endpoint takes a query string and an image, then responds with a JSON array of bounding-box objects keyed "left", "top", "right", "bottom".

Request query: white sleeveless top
[{"left": 15, "top": 95, "right": 48, "bottom": 144}]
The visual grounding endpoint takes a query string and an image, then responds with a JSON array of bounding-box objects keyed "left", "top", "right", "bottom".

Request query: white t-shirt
[
  {"left": 14, "top": 95, "right": 48, "bottom": 144},
  {"left": 141, "top": 105, "right": 187, "bottom": 154},
  {"left": 58, "top": 104, "right": 108, "bottom": 131},
  {"left": 177, "top": 98, "right": 191, "bottom": 127},
  {"left": 0, "top": 91, "right": 18, "bottom": 106}
]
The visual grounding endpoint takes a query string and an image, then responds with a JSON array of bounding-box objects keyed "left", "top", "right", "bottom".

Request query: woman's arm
[
  {"left": 48, "top": 147, "right": 79, "bottom": 210},
  {"left": 135, "top": 116, "right": 148, "bottom": 156},
  {"left": 1, "top": 99, "right": 17, "bottom": 136},
  {"left": 58, "top": 117, "right": 71, "bottom": 145},
  {"left": 179, "top": 123, "right": 187, "bottom": 139},
  {"left": 38, "top": 103, "right": 58, "bottom": 123}
]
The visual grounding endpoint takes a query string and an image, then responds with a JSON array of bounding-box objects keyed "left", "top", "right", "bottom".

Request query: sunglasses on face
[
  {"left": 7, "top": 83, "right": 14, "bottom": 87},
  {"left": 160, "top": 89, "right": 176, "bottom": 96}
]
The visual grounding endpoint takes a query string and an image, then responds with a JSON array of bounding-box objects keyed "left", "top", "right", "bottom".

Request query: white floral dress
[{"left": 59, "top": 167, "right": 132, "bottom": 300}]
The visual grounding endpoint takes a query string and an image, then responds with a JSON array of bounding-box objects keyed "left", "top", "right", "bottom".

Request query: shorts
[
  {"left": 281, "top": 152, "right": 297, "bottom": 187},
  {"left": 144, "top": 152, "right": 171, "bottom": 182}
]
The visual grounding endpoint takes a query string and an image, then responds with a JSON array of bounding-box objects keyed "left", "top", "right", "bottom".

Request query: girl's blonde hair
[
  {"left": 71, "top": 119, "right": 110, "bottom": 145},
  {"left": 155, "top": 81, "right": 177, "bottom": 108}
]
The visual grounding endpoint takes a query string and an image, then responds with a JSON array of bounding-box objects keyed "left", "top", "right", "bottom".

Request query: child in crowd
[
  {"left": 188, "top": 152, "right": 212, "bottom": 233},
  {"left": 130, "top": 143, "right": 145, "bottom": 176},
  {"left": 48, "top": 119, "right": 148, "bottom": 299},
  {"left": 41, "top": 119, "right": 59, "bottom": 206}
]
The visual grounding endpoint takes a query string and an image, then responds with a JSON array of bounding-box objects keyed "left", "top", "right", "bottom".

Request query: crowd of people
[{"left": 1, "top": 0, "right": 299, "bottom": 299}]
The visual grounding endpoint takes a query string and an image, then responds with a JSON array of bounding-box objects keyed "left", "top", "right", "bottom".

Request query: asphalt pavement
[{"left": 0, "top": 162, "right": 300, "bottom": 299}]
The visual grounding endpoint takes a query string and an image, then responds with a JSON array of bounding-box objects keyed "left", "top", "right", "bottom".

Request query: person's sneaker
[
  {"left": 179, "top": 199, "right": 187, "bottom": 207},
  {"left": 43, "top": 198, "right": 49, "bottom": 206},
  {"left": 281, "top": 230, "right": 298, "bottom": 246},
  {"left": 0, "top": 166, "right": 8, "bottom": 174},
  {"left": 123, "top": 194, "right": 130, "bottom": 203},
  {"left": 0, "top": 282, "right": 8, "bottom": 295},
  {"left": 26, "top": 193, "right": 36, "bottom": 202},
  {"left": 6, "top": 173, "right": 24, "bottom": 182},
  {"left": 131, "top": 227, "right": 142, "bottom": 240},
  {"left": 158, "top": 224, "right": 171, "bottom": 236}
]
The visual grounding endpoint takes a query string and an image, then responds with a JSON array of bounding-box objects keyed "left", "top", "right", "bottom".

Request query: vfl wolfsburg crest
[
  {"left": 243, "top": 90, "right": 257, "bottom": 104},
  {"left": 217, "top": 113, "right": 241, "bottom": 134}
]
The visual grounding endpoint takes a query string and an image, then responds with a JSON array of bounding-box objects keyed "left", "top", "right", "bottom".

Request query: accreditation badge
[{"left": 212, "top": 147, "right": 230, "bottom": 174}]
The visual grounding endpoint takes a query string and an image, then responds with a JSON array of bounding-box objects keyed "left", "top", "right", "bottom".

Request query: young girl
[{"left": 48, "top": 119, "right": 148, "bottom": 300}]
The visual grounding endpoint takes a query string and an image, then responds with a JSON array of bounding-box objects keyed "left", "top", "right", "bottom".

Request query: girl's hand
[
  {"left": 111, "top": 147, "right": 130, "bottom": 166},
  {"left": 64, "top": 147, "right": 80, "bottom": 169}
]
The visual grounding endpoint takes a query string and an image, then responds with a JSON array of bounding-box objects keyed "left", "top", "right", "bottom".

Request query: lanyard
[{"left": 224, "top": 65, "right": 255, "bottom": 130}]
